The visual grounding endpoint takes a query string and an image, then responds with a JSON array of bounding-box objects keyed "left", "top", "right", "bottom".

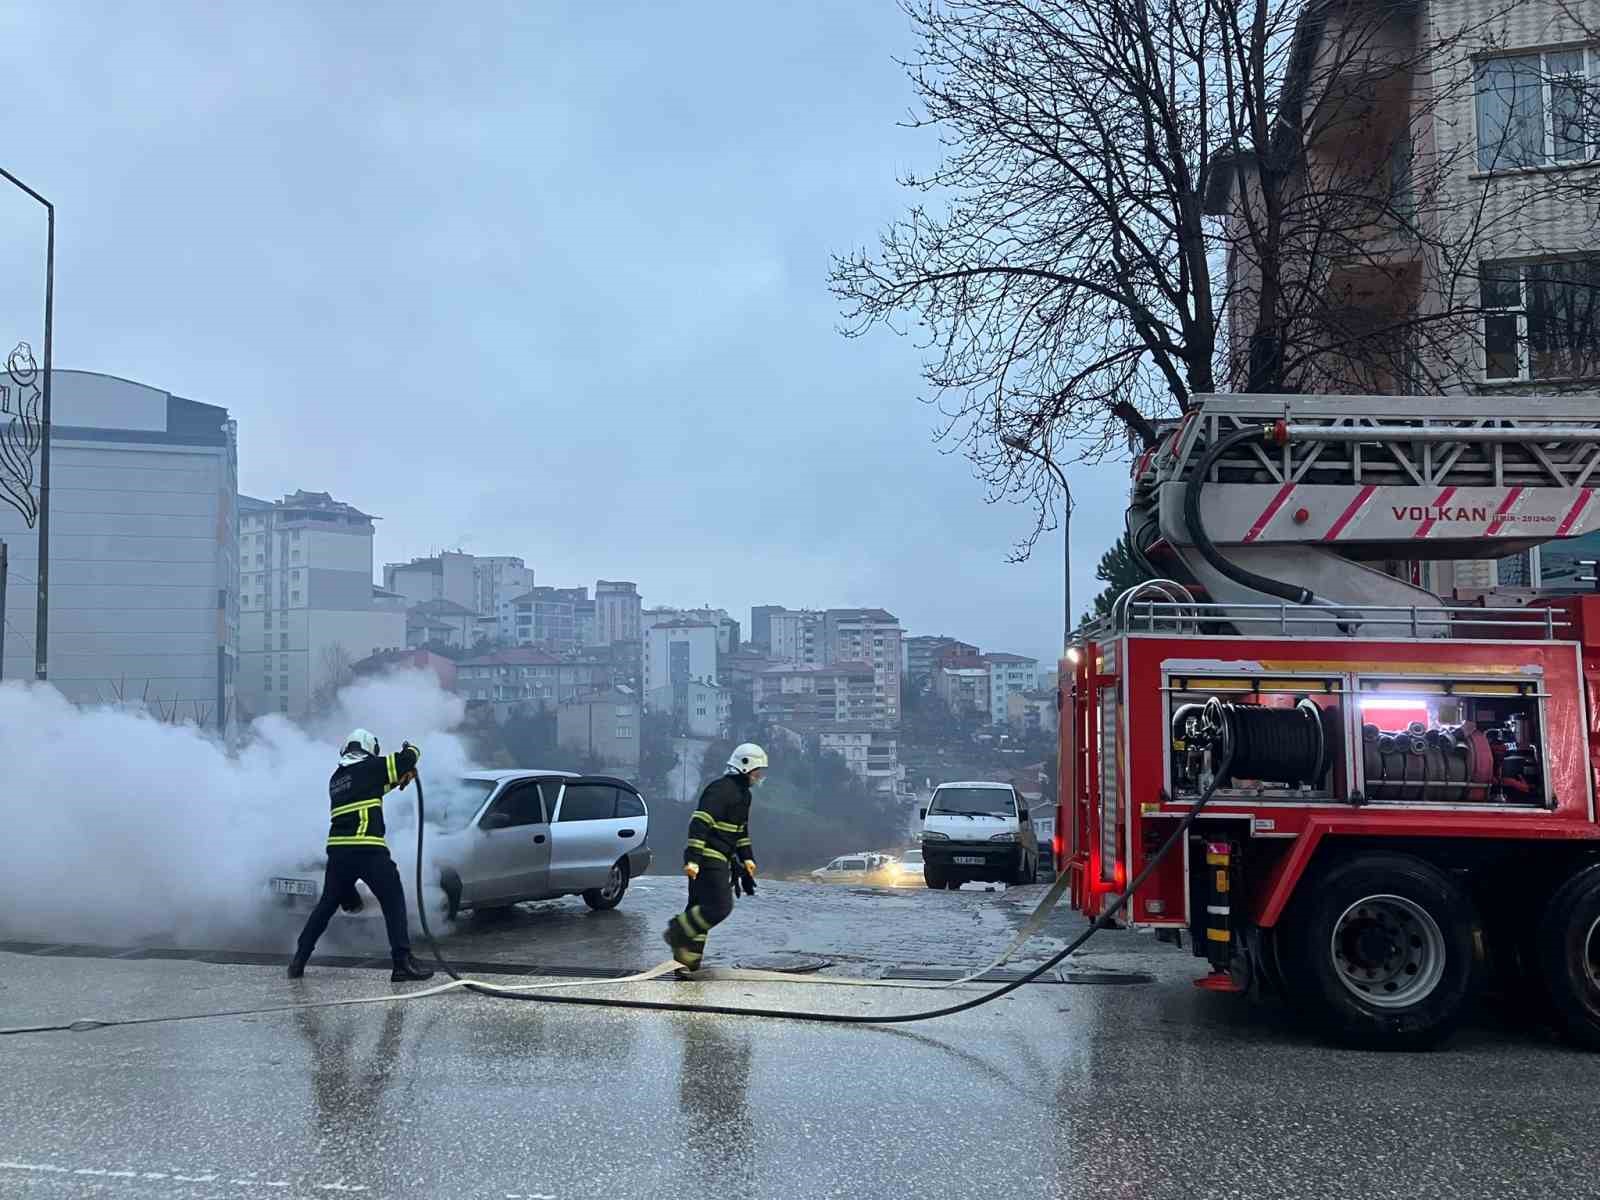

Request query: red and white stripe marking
[{"left": 1323, "top": 484, "right": 1377, "bottom": 542}]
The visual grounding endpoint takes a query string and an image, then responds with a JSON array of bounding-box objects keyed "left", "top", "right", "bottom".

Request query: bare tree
[
  {"left": 831, "top": 0, "right": 1598, "bottom": 552},
  {"left": 309, "top": 644, "right": 357, "bottom": 716}
]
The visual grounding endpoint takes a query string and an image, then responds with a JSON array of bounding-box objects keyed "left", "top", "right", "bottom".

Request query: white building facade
[
  {"left": 642, "top": 620, "right": 719, "bottom": 713},
  {"left": 985, "top": 654, "right": 1039, "bottom": 728},
  {"left": 239, "top": 490, "right": 405, "bottom": 720}
]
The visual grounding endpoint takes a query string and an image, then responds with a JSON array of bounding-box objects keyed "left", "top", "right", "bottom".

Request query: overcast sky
[{"left": 0, "top": 1, "right": 1129, "bottom": 666}]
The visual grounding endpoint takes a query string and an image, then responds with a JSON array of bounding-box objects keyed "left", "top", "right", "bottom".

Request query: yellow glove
[
  {"left": 684, "top": 862, "right": 700, "bottom": 880},
  {"left": 744, "top": 860, "right": 757, "bottom": 878}
]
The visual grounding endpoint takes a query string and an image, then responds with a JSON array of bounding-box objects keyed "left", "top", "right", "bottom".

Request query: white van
[{"left": 918, "top": 781, "right": 1039, "bottom": 889}]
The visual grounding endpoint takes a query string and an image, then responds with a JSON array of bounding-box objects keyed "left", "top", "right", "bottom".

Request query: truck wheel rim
[
  {"left": 601, "top": 866, "right": 623, "bottom": 901},
  {"left": 1329, "top": 894, "right": 1446, "bottom": 1009},
  {"left": 1584, "top": 915, "right": 1600, "bottom": 992}
]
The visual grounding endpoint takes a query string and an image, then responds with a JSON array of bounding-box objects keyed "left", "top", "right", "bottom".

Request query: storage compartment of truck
[{"left": 1354, "top": 680, "right": 1547, "bottom": 806}]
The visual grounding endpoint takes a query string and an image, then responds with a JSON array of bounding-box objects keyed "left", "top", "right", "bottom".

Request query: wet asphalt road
[{"left": 4, "top": 879, "right": 1600, "bottom": 1198}]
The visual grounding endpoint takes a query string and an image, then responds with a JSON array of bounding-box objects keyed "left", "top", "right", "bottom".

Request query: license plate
[
  {"left": 271, "top": 877, "right": 317, "bottom": 897},
  {"left": 953, "top": 856, "right": 984, "bottom": 865}
]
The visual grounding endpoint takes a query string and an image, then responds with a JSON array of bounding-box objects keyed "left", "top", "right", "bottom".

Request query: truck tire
[
  {"left": 1534, "top": 864, "right": 1600, "bottom": 1050},
  {"left": 923, "top": 868, "right": 944, "bottom": 890},
  {"left": 1276, "top": 852, "right": 1480, "bottom": 1051}
]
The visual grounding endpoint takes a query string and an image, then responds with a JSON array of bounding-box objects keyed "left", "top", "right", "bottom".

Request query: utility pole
[{"left": 0, "top": 539, "right": 7, "bottom": 681}]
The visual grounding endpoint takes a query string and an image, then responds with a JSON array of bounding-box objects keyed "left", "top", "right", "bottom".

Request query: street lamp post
[
  {"left": 1003, "top": 435, "right": 1074, "bottom": 654},
  {"left": 0, "top": 166, "right": 53, "bottom": 682}
]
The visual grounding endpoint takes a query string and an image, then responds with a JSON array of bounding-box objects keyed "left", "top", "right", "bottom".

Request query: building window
[
  {"left": 280, "top": 675, "right": 289, "bottom": 692},
  {"left": 280, "top": 633, "right": 289, "bottom": 650},
  {"left": 1482, "top": 257, "right": 1600, "bottom": 381},
  {"left": 1476, "top": 48, "right": 1599, "bottom": 171},
  {"left": 291, "top": 570, "right": 300, "bottom": 582},
  {"left": 616, "top": 725, "right": 634, "bottom": 738},
  {"left": 291, "top": 591, "right": 301, "bottom": 604},
  {"left": 280, "top": 697, "right": 289, "bottom": 713}
]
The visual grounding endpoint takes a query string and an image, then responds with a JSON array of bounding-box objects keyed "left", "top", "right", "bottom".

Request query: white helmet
[
  {"left": 343, "top": 728, "right": 380, "bottom": 757},
  {"left": 727, "top": 743, "right": 768, "bottom": 774}
]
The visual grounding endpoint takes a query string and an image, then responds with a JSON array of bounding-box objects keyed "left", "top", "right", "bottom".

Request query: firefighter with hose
[
  {"left": 288, "top": 729, "right": 435, "bottom": 983},
  {"left": 664, "top": 743, "right": 767, "bottom": 972}
]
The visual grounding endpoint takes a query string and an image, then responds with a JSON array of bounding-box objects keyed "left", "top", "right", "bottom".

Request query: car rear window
[
  {"left": 557, "top": 783, "right": 617, "bottom": 822},
  {"left": 617, "top": 791, "right": 645, "bottom": 819}
]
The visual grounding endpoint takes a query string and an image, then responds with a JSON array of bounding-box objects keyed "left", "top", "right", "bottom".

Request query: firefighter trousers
[
  {"left": 665, "top": 864, "right": 735, "bottom": 970},
  {"left": 296, "top": 848, "right": 412, "bottom": 962}
]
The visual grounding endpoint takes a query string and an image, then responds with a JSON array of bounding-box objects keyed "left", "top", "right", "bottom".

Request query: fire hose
[{"left": 0, "top": 749, "right": 1233, "bottom": 1035}]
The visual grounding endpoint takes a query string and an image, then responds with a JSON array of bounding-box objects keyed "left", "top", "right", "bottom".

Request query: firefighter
[
  {"left": 663, "top": 743, "right": 767, "bottom": 971},
  {"left": 288, "top": 729, "right": 435, "bottom": 982}
]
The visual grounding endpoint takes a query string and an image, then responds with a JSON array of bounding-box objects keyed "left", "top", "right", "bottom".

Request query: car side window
[
  {"left": 617, "top": 791, "right": 645, "bottom": 819},
  {"left": 487, "top": 782, "right": 544, "bottom": 828},
  {"left": 556, "top": 783, "right": 617, "bottom": 822}
]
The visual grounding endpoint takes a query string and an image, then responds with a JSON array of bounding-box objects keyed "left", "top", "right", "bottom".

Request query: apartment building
[
  {"left": 823, "top": 608, "right": 902, "bottom": 725},
  {"left": 642, "top": 619, "right": 719, "bottom": 714},
  {"left": 239, "top": 490, "right": 404, "bottom": 720},
  {"left": 817, "top": 726, "right": 903, "bottom": 796},
  {"left": 768, "top": 608, "right": 822, "bottom": 665},
  {"left": 904, "top": 635, "right": 980, "bottom": 683},
  {"left": 752, "top": 661, "right": 877, "bottom": 728},
  {"left": 936, "top": 664, "right": 991, "bottom": 716},
  {"left": 1210, "top": 0, "right": 1600, "bottom": 593},
  {"left": 984, "top": 653, "right": 1040, "bottom": 729},
  {"left": 556, "top": 687, "right": 641, "bottom": 775},
  {"left": 457, "top": 647, "right": 612, "bottom": 720},
  {"left": 595, "top": 580, "right": 642, "bottom": 646}
]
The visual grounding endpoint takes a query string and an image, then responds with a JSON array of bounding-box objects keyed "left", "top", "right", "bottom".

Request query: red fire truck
[{"left": 1058, "top": 393, "right": 1600, "bottom": 1050}]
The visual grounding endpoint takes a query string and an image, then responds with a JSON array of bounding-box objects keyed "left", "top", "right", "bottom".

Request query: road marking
[{"left": 1, "top": 1158, "right": 358, "bottom": 1192}]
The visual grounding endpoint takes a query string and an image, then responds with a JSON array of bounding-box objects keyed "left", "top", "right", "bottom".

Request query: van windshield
[{"left": 930, "top": 787, "right": 1016, "bottom": 817}]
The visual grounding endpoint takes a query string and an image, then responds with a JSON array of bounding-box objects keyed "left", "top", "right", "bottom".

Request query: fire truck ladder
[{"left": 1128, "top": 394, "right": 1600, "bottom": 638}]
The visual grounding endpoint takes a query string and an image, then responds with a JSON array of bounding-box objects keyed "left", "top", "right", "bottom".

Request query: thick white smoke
[{"left": 0, "top": 670, "right": 478, "bottom": 948}]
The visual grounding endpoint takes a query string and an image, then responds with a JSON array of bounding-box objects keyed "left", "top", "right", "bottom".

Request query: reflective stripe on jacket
[
  {"left": 326, "top": 747, "right": 419, "bottom": 850},
  {"left": 683, "top": 773, "right": 754, "bottom": 869}
]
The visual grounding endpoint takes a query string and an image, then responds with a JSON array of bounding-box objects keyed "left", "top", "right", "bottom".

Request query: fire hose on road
[{"left": 0, "top": 751, "right": 1233, "bottom": 1036}]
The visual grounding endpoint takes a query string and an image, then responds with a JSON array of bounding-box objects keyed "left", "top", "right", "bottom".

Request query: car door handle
[
  {"left": 533, "top": 834, "right": 546, "bottom": 844},
  {"left": 618, "top": 829, "right": 636, "bottom": 838}
]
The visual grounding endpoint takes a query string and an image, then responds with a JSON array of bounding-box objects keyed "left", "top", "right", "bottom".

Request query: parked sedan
[{"left": 428, "top": 770, "right": 654, "bottom": 917}]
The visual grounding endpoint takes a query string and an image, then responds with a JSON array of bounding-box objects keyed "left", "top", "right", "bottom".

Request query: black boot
[
  {"left": 287, "top": 952, "right": 308, "bottom": 979},
  {"left": 391, "top": 952, "right": 434, "bottom": 982}
]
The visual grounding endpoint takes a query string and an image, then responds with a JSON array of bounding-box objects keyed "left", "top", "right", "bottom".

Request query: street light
[
  {"left": 1003, "top": 434, "right": 1074, "bottom": 654},
  {"left": 0, "top": 167, "right": 53, "bottom": 682}
]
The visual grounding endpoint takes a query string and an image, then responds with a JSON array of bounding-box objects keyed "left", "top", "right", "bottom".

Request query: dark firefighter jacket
[
  {"left": 326, "top": 746, "right": 421, "bottom": 851},
  {"left": 683, "top": 773, "right": 755, "bottom": 871}
]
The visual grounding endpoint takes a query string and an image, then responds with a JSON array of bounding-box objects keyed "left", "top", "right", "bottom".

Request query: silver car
[{"left": 427, "top": 770, "right": 654, "bottom": 918}]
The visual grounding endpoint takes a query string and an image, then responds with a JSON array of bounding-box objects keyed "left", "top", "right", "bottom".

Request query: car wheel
[
  {"left": 1534, "top": 864, "right": 1600, "bottom": 1050},
  {"left": 1276, "top": 852, "right": 1480, "bottom": 1050},
  {"left": 582, "top": 860, "right": 630, "bottom": 911}
]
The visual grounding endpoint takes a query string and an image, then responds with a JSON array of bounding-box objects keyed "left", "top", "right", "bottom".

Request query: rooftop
[
  {"left": 411, "top": 598, "right": 477, "bottom": 617},
  {"left": 984, "top": 653, "right": 1038, "bottom": 665},
  {"left": 458, "top": 648, "right": 564, "bottom": 668},
  {"left": 828, "top": 608, "right": 899, "bottom": 623}
]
